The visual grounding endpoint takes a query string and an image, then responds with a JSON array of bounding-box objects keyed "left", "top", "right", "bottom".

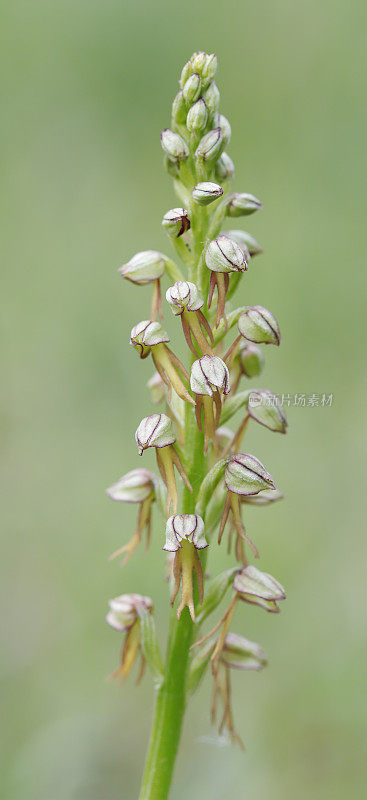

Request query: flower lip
[
  {"left": 119, "top": 250, "right": 165, "bottom": 285},
  {"left": 166, "top": 281, "right": 204, "bottom": 316},
  {"left": 106, "top": 468, "right": 155, "bottom": 503},
  {"left": 205, "top": 234, "right": 248, "bottom": 274},
  {"left": 163, "top": 514, "right": 208, "bottom": 551},
  {"left": 238, "top": 305, "right": 281, "bottom": 346},
  {"left": 130, "top": 320, "right": 170, "bottom": 356},
  {"left": 225, "top": 453, "right": 276, "bottom": 496},
  {"left": 190, "top": 355, "right": 230, "bottom": 397},
  {"left": 106, "top": 593, "right": 153, "bottom": 631},
  {"left": 135, "top": 413, "right": 176, "bottom": 455}
]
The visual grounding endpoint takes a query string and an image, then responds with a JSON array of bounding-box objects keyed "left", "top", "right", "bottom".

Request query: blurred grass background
[{"left": 1, "top": 0, "right": 366, "bottom": 798}]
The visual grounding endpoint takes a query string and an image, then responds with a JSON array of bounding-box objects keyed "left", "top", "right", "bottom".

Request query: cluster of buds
[{"left": 106, "top": 52, "right": 287, "bottom": 750}]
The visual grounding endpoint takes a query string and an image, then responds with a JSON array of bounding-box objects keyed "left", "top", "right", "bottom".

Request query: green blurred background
[{"left": 2, "top": 1, "right": 366, "bottom": 798}]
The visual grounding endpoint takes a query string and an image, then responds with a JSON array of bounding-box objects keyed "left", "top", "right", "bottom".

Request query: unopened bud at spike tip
[
  {"left": 187, "top": 98, "right": 208, "bottom": 132},
  {"left": 180, "top": 59, "right": 193, "bottom": 88},
  {"left": 238, "top": 306, "right": 281, "bottom": 346},
  {"left": 203, "top": 81, "right": 220, "bottom": 117},
  {"left": 192, "top": 181, "right": 223, "bottom": 206},
  {"left": 182, "top": 72, "right": 201, "bottom": 106},
  {"left": 226, "top": 192, "right": 263, "bottom": 217},
  {"left": 162, "top": 208, "right": 190, "bottom": 239},
  {"left": 161, "top": 129, "right": 189, "bottom": 164},
  {"left": 172, "top": 91, "right": 187, "bottom": 125},
  {"left": 201, "top": 54, "right": 218, "bottom": 87},
  {"left": 195, "top": 128, "right": 224, "bottom": 163},
  {"left": 214, "top": 113, "right": 231, "bottom": 146},
  {"left": 215, "top": 151, "right": 235, "bottom": 182}
]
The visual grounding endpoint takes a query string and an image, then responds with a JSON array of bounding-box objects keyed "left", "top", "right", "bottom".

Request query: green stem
[{"left": 138, "top": 404, "right": 207, "bottom": 800}]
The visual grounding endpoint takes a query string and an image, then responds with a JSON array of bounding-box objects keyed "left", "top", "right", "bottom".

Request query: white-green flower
[{"left": 164, "top": 514, "right": 208, "bottom": 552}]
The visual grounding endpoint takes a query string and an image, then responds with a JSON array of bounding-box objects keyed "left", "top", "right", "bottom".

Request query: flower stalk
[{"left": 106, "top": 51, "right": 288, "bottom": 800}]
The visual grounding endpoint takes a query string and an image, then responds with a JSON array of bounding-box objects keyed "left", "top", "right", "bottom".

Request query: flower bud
[
  {"left": 226, "top": 192, "right": 263, "bottom": 217},
  {"left": 202, "top": 81, "right": 220, "bottom": 117},
  {"left": 130, "top": 320, "right": 170, "bottom": 358},
  {"left": 248, "top": 390, "right": 288, "bottom": 433},
  {"left": 239, "top": 342, "right": 264, "bottom": 378},
  {"left": 147, "top": 372, "right": 166, "bottom": 404},
  {"left": 190, "top": 355, "right": 230, "bottom": 397},
  {"left": 162, "top": 208, "right": 190, "bottom": 239},
  {"left": 214, "top": 113, "right": 231, "bottom": 145},
  {"left": 180, "top": 59, "right": 192, "bottom": 88},
  {"left": 187, "top": 98, "right": 208, "bottom": 132},
  {"left": 106, "top": 469, "right": 155, "bottom": 504},
  {"left": 214, "top": 151, "right": 235, "bottom": 182},
  {"left": 238, "top": 306, "right": 281, "bottom": 346},
  {"left": 190, "top": 51, "right": 207, "bottom": 74},
  {"left": 135, "top": 413, "right": 175, "bottom": 455},
  {"left": 164, "top": 514, "right": 207, "bottom": 551},
  {"left": 221, "top": 633, "right": 267, "bottom": 671},
  {"left": 205, "top": 234, "right": 247, "bottom": 274},
  {"left": 166, "top": 280, "right": 204, "bottom": 316},
  {"left": 106, "top": 593, "right": 153, "bottom": 631},
  {"left": 225, "top": 453, "right": 276, "bottom": 496},
  {"left": 171, "top": 90, "right": 187, "bottom": 125},
  {"left": 195, "top": 128, "right": 223, "bottom": 163},
  {"left": 161, "top": 129, "right": 189, "bottom": 164},
  {"left": 234, "top": 565, "right": 286, "bottom": 612},
  {"left": 182, "top": 72, "right": 201, "bottom": 106},
  {"left": 119, "top": 250, "right": 165, "bottom": 285},
  {"left": 201, "top": 54, "right": 218, "bottom": 87},
  {"left": 226, "top": 229, "right": 263, "bottom": 257},
  {"left": 192, "top": 181, "right": 223, "bottom": 206}
]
